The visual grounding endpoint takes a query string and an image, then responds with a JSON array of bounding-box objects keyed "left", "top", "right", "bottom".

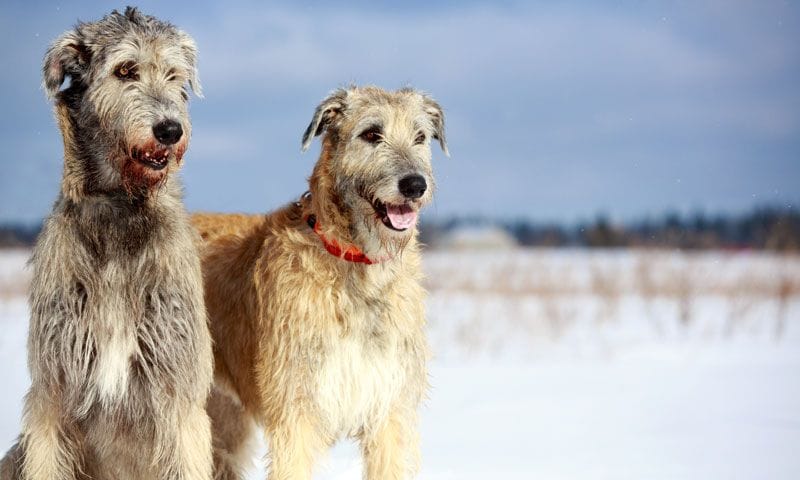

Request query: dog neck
[
  {"left": 299, "top": 190, "right": 396, "bottom": 265},
  {"left": 305, "top": 214, "right": 381, "bottom": 265}
]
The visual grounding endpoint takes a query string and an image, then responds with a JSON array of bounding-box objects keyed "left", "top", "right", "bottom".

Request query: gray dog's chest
[
  {"left": 32, "top": 215, "right": 203, "bottom": 413},
  {"left": 86, "top": 269, "right": 190, "bottom": 402},
  {"left": 87, "top": 267, "right": 187, "bottom": 404}
]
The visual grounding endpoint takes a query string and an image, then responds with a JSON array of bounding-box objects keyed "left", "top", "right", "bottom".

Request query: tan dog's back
[{"left": 193, "top": 213, "right": 265, "bottom": 243}]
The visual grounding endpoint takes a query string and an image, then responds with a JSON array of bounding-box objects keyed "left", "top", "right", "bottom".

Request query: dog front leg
[
  {"left": 20, "top": 391, "right": 81, "bottom": 480},
  {"left": 360, "top": 410, "right": 420, "bottom": 480},
  {"left": 169, "top": 404, "right": 213, "bottom": 480},
  {"left": 267, "top": 413, "right": 326, "bottom": 480},
  {"left": 207, "top": 386, "right": 257, "bottom": 480}
]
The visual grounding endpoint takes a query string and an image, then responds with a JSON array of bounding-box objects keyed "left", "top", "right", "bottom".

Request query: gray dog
[{"left": 0, "top": 8, "right": 213, "bottom": 480}]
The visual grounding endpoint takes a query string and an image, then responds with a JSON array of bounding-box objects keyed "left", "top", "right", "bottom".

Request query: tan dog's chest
[{"left": 310, "top": 307, "right": 408, "bottom": 438}]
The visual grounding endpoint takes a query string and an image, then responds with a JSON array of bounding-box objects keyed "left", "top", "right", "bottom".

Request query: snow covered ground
[{"left": 1, "top": 247, "right": 799, "bottom": 479}]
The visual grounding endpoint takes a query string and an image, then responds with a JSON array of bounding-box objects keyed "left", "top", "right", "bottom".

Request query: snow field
[{"left": 0, "top": 248, "right": 798, "bottom": 479}]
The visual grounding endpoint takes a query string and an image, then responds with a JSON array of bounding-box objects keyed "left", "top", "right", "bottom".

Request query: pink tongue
[{"left": 386, "top": 204, "right": 417, "bottom": 230}]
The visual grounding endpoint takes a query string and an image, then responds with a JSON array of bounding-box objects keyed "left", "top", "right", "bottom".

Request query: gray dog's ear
[
  {"left": 301, "top": 89, "right": 348, "bottom": 152},
  {"left": 43, "top": 29, "right": 91, "bottom": 99},
  {"left": 177, "top": 31, "right": 203, "bottom": 98},
  {"left": 423, "top": 96, "right": 449, "bottom": 157}
]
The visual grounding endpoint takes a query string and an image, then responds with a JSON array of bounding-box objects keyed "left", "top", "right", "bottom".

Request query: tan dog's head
[{"left": 302, "top": 86, "right": 448, "bottom": 259}]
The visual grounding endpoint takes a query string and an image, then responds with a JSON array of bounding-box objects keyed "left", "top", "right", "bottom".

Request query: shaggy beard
[{"left": 120, "top": 157, "right": 169, "bottom": 197}]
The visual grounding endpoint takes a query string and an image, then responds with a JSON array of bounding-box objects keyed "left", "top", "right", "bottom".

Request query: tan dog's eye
[
  {"left": 359, "top": 126, "right": 382, "bottom": 144},
  {"left": 414, "top": 132, "right": 426, "bottom": 145},
  {"left": 114, "top": 62, "right": 139, "bottom": 81}
]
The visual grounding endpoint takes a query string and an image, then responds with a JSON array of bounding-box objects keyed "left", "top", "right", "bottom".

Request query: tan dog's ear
[
  {"left": 301, "top": 88, "right": 348, "bottom": 152},
  {"left": 43, "top": 29, "right": 90, "bottom": 99},
  {"left": 423, "top": 96, "right": 449, "bottom": 156}
]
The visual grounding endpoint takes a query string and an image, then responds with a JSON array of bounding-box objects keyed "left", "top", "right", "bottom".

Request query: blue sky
[{"left": 1, "top": 1, "right": 798, "bottom": 223}]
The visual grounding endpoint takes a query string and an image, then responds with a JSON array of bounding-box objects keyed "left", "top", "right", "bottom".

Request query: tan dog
[{"left": 193, "top": 86, "right": 447, "bottom": 480}]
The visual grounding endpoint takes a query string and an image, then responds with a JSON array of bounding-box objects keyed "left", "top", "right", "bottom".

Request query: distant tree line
[
  {"left": 0, "top": 222, "right": 41, "bottom": 248},
  {"left": 419, "top": 206, "right": 800, "bottom": 251},
  {"left": 2, "top": 206, "right": 798, "bottom": 251}
]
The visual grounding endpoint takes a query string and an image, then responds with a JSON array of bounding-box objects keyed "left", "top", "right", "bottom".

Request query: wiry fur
[
  {"left": 0, "top": 8, "right": 212, "bottom": 480},
  {"left": 193, "top": 86, "right": 447, "bottom": 480}
]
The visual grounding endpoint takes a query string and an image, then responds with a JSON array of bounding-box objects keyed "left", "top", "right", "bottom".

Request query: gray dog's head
[
  {"left": 302, "top": 86, "right": 448, "bottom": 257},
  {"left": 43, "top": 7, "right": 201, "bottom": 195}
]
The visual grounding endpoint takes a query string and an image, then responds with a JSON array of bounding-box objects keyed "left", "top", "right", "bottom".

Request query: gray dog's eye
[
  {"left": 114, "top": 62, "right": 139, "bottom": 81},
  {"left": 414, "top": 132, "right": 426, "bottom": 145},
  {"left": 359, "top": 126, "right": 382, "bottom": 144}
]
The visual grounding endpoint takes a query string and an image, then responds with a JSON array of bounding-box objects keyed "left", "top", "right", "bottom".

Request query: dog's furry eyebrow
[
  {"left": 352, "top": 115, "right": 383, "bottom": 131},
  {"left": 360, "top": 123, "right": 383, "bottom": 133}
]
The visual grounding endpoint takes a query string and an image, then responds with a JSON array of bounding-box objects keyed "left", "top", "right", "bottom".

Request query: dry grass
[
  {"left": 423, "top": 248, "right": 800, "bottom": 351},
  {"left": 3, "top": 247, "right": 799, "bottom": 351},
  {"left": 425, "top": 249, "right": 800, "bottom": 299}
]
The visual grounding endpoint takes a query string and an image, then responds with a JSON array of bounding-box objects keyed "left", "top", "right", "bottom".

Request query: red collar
[{"left": 306, "top": 214, "right": 377, "bottom": 265}]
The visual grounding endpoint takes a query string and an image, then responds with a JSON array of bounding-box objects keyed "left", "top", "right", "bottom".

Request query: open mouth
[
  {"left": 371, "top": 199, "right": 418, "bottom": 232},
  {"left": 131, "top": 147, "right": 170, "bottom": 171}
]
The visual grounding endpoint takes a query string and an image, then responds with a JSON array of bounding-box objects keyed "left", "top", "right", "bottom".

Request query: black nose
[
  {"left": 152, "top": 119, "right": 183, "bottom": 145},
  {"left": 398, "top": 174, "right": 427, "bottom": 199}
]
